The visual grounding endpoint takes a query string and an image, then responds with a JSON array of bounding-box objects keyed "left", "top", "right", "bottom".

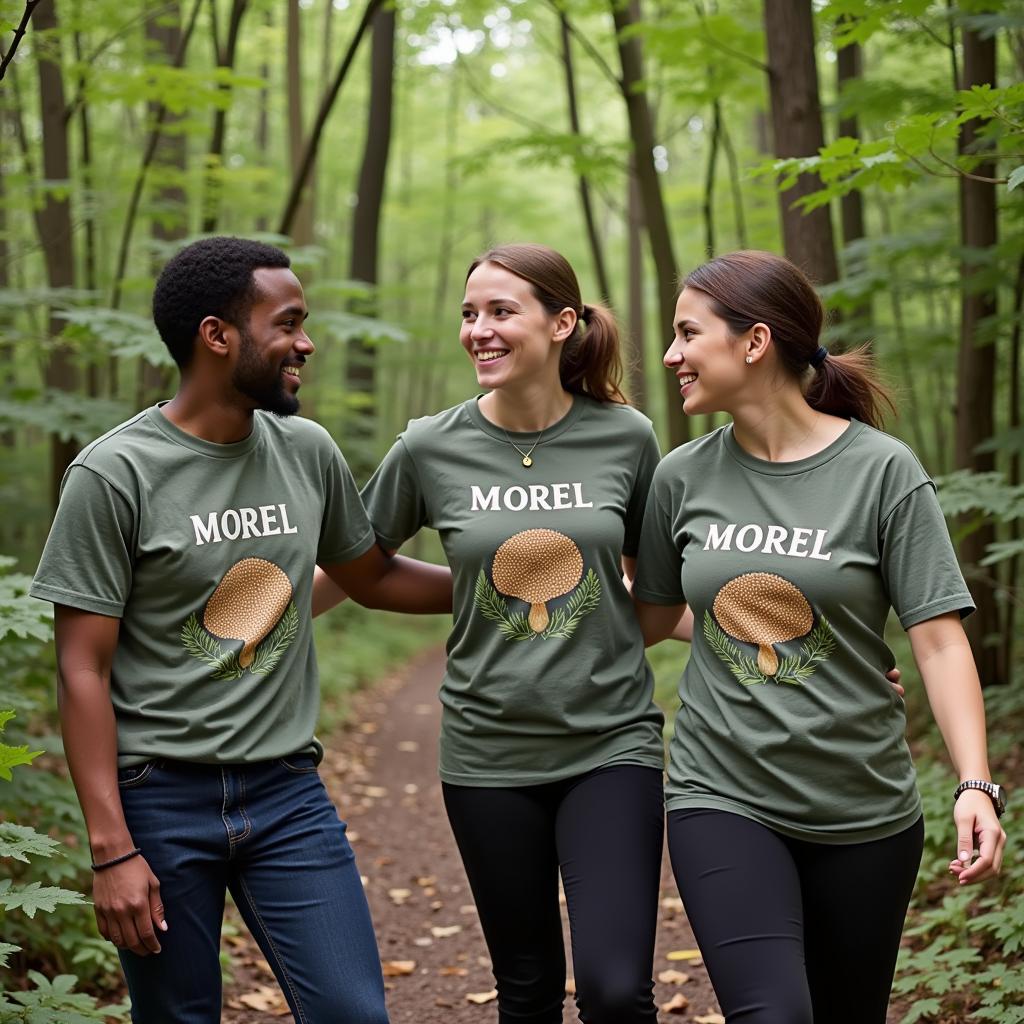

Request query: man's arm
[
  {"left": 54, "top": 606, "right": 166, "bottom": 956},
  {"left": 321, "top": 544, "right": 452, "bottom": 614}
]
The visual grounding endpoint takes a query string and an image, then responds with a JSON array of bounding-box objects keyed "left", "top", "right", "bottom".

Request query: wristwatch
[{"left": 953, "top": 780, "right": 1007, "bottom": 818}]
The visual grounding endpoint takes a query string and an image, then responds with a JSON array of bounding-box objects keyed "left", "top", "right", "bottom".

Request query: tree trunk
[
  {"left": 278, "top": 0, "right": 383, "bottom": 236},
  {"left": 625, "top": 160, "right": 647, "bottom": 411},
  {"left": 287, "top": 0, "right": 315, "bottom": 245},
  {"left": 955, "top": 21, "right": 1002, "bottom": 685},
  {"left": 140, "top": 0, "right": 186, "bottom": 406},
  {"left": 1002, "top": 256, "right": 1023, "bottom": 680},
  {"left": 836, "top": 37, "right": 870, "bottom": 331},
  {"left": 34, "top": 0, "right": 80, "bottom": 508},
  {"left": 611, "top": 0, "right": 686, "bottom": 448},
  {"left": 346, "top": 4, "right": 396, "bottom": 479},
  {"left": 559, "top": 12, "right": 611, "bottom": 305},
  {"left": 762, "top": 0, "right": 838, "bottom": 284},
  {"left": 200, "top": 0, "right": 248, "bottom": 234}
]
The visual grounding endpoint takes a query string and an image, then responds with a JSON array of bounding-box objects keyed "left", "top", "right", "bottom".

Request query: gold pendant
[{"left": 522, "top": 456, "right": 533, "bottom": 467}]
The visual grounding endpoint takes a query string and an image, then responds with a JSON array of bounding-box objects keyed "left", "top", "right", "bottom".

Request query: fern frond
[
  {"left": 543, "top": 569, "right": 602, "bottom": 639},
  {"left": 251, "top": 602, "right": 299, "bottom": 676},
  {"left": 703, "top": 612, "right": 765, "bottom": 685}
]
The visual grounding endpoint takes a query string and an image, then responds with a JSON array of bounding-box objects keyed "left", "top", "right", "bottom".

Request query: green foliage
[
  {"left": 0, "top": 972, "right": 130, "bottom": 1023},
  {"left": 473, "top": 569, "right": 601, "bottom": 641},
  {"left": 0, "top": 391, "right": 131, "bottom": 446}
]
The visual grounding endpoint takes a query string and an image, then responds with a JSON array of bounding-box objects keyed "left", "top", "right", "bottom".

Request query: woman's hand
[
  {"left": 93, "top": 854, "right": 167, "bottom": 956},
  {"left": 948, "top": 788, "right": 1006, "bottom": 885}
]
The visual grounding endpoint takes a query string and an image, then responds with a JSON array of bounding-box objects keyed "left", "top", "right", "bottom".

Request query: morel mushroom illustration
[
  {"left": 492, "top": 529, "right": 583, "bottom": 633},
  {"left": 712, "top": 572, "right": 813, "bottom": 676},
  {"left": 203, "top": 558, "right": 293, "bottom": 668}
]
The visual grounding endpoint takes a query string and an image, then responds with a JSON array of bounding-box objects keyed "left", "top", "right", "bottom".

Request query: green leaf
[
  {"left": 0, "top": 823, "right": 62, "bottom": 863},
  {"left": 703, "top": 612, "right": 765, "bottom": 686},
  {"left": 0, "top": 941, "right": 21, "bottom": 968},
  {"left": 0, "top": 878, "right": 89, "bottom": 918},
  {"left": 1008, "top": 165, "right": 1024, "bottom": 191},
  {"left": 180, "top": 614, "right": 244, "bottom": 680},
  {"left": 542, "top": 569, "right": 601, "bottom": 639}
]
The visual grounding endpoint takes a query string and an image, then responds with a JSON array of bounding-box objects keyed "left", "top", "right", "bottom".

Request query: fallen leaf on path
[
  {"left": 660, "top": 896, "right": 684, "bottom": 913},
  {"left": 382, "top": 960, "right": 416, "bottom": 977},
  {"left": 359, "top": 722, "right": 378, "bottom": 734},
  {"left": 465, "top": 989, "right": 498, "bottom": 1004},
  {"left": 414, "top": 704, "right": 433, "bottom": 715},
  {"left": 658, "top": 969, "right": 689, "bottom": 985},
  {"left": 439, "top": 966, "right": 468, "bottom": 976},
  {"left": 237, "top": 985, "right": 287, "bottom": 1011},
  {"left": 694, "top": 1015, "right": 725, "bottom": 1024},
  {"left": 224, "top": 934, "right": 249, "bottom": 950},
  {"left": 374, "top": 855, "right": 394, "bottom": 867},
  {"left": 416, "top": 875, "right": 437, "bottom": 887},
  {"left": 388, "top": 888, "right": 413, "bottom": 905},
  {"left": 398, "top": 741, "right": 419, "bottom": 752},
  {"left": 660, "top": 993, "right": 689, "bottom": 1014},
  {"left": 666, "top": 949, "right": 702, "bottom": 962},
  {"left": 404, "top": 784, "right": 419, "bottom": 794},
  {"left": 364, "top": 785, "right": 388, "bottom": 798},
  {"left": 435, "top": 998, "right": 454, "bottom": 1007},
  {"left": 431, "top": 924, "right": 462, "bottom": 937},
  {"left": 414, "top": 936, "right": 433, "bottom": 946},
  {"left": 459, "top": 904, "right": 477, "bottom": 914},
  {"left": 347, "top": 830, "right": 360, "bottom": 843},
  {"left": 430, "top": 899, "right": 444, "bottom": 910}
]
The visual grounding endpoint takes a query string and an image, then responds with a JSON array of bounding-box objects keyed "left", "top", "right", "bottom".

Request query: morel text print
[
  {"left": 474, "top": 529, "right": 601, "bottom": 641},
  {"left": 703, "top": 572, "right": 836, "bottom": 687},
  {"left": 181, "top": 558, "right": 298, "bottom": 680}
]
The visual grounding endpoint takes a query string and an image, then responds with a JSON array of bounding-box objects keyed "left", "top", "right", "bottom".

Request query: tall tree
[
  {"left": 287, "top": 0, "right": 315, "bottom": 245},
  {"left": 34, "top": 0, "right": 80, "bottom": 507},
  {"left": 763, "top": 0, "right": 838, "bottom": 283},
  {"left": 611, "top": 0, "right": 686, "bottom": 448},
  {"left": 140, "top": 0, "right": 186, "bottom": 405},
  {"left": 625, "top": 160, "right": 647, "bottom": 410},
  {"left": 346, "top": 3, "right": 396, "bottom": 478},
  {"left": 200, "top": 0, "right": 249, "bottom": 233},
  {"left": 836, "top": 35, "right": 870, "bottom": 328},
  {"left": 955, "top": 17, "right": 1002, "bottom": 685}
]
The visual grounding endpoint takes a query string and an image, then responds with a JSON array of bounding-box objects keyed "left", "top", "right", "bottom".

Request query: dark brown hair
[
  {"left": 467, "top": 243, "right": 626, "bottom": 404},
  {"left": 682, "top": 250, "right": 893, "bottom": 428}
]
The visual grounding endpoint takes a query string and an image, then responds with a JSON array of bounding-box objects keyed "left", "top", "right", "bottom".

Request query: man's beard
[{"left": 232, "top": 326, "right": 299, "bottom": 417}]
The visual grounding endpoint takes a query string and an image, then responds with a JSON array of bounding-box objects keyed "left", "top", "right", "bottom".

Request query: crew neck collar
[
  {"left": 464, "top": 393, "right": 586, "bottom": 443},
  {"left": 722, "top": 418, "right": 864, "bottom": 476},
  {"left": 146, "top": 404, "right": 264, "bottom": 458}
]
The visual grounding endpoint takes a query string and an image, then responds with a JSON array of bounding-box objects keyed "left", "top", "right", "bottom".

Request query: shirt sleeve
[
  {"left": 29, "top": 465, "right": 135, "bottom": 617},
  {"left": 360, "top": 438, "right": 429, "bottom": 550},
  {"left": 632, "top": 466, "right": 687, "bottom": 606},
  {"left": 622, "top": 426, "right": 662, "bottom": 558},
  {"left": 880, "top": 481, "right": 975, "bottom": 629},
  {"left": 318, "top": 443, "right": 377, "bottom": 564}
]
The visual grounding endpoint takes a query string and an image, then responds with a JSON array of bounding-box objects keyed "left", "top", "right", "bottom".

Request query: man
[{"left": 30, "top": 237, "right": 450, "bottom": 1023}]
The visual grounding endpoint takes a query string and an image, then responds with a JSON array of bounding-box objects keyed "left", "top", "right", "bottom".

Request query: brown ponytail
[
  {"left": 683, "top": 250, "right": 894, "bottom": 428},
  {"left": 467, "top": 244, "right": 626, "bottom": 404}
]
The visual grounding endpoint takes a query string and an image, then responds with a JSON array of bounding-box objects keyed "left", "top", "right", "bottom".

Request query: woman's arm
[
  {"left": 908, "top": 612, "right": 1006, "bottom": 884},
  {"left": 623, "top": 556, "right": 691, "bottom": 643},
  {"left": 54, "top": 606, "right": 167, "bottom": 956}
]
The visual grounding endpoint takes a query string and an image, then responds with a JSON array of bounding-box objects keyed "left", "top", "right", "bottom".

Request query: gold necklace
[{"left": 502, "top": 427, "right": 546, "bottom": 468}]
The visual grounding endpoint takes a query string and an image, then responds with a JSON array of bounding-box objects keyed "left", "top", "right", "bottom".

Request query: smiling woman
[{"left": 359, "top": 241, "right": 670, "bottom": 1023}]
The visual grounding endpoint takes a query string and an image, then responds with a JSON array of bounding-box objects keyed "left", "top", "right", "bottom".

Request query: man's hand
[
  {"left": 886, "top": 667, "right": 904, "bottom": 698},
  {"left": 93, "top": 855, "right": 167, "bottom": 956}
]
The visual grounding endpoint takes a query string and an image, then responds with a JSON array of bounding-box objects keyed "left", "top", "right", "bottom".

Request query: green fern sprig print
[
  {"left": 181, "top": 613, "right": 244, "bottom": 680},
  {"left": 474, "top": 571, "right": 535, "bottom": 641},
  {"left": 543, "top": 570, "right": 601, "bottom": 639},
  {"left": 704, "top": 610, "right": 837, "bottom": 687},
  {"left": 250, "top": 602, "right": 299, "bottom": 675}
]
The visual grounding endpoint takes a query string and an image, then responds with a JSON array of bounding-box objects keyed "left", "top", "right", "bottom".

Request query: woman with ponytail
[
  {"left": 633, "top": 250, "right": 1006, "bottom": 1023},
  {"left": 358, "top": 243, "right": 668, "bottom": 1023}
]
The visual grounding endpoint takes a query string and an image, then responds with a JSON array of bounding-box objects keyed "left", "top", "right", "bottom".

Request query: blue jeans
[{"left": 117, "top": 756, "right": 388, "bottom": 1024}]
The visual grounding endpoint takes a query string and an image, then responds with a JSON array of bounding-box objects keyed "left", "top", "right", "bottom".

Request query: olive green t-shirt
[
  {"left": 361, "top": 395, "right": 665, "bottom": 786},
  {"left": 634, "top": 420, "right": 974, "bottom": 842},
  {"left": 30, "top": 406, "right": 375, "bottom": 766}
]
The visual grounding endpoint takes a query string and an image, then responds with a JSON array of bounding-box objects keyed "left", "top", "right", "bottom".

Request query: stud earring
[{"left": 745, "top": 356, "right": 753, "bottom": 364}]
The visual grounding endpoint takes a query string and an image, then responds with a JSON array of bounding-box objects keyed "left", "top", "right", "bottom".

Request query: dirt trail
[{"left": 221, "top": 646, "right": 723, "bottom": 1023}]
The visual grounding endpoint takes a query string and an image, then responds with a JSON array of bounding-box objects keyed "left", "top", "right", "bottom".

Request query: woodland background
[{"left": 0, "top": 0, "right": 1022, "bottom": 1020}]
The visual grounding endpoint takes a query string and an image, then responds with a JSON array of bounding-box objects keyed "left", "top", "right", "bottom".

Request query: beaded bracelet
[{"left": 91, "top": 847, "right": 142, "bottom": 872}]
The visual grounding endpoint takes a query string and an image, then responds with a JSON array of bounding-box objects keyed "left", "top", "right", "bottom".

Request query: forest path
[{"left": 221, "top": 646, "right": 724, "bottom": 1023}]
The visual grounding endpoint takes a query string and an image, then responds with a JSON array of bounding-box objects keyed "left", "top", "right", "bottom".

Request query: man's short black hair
[{"left": 152, "top": 237, "right": 291, "bottom": 368}]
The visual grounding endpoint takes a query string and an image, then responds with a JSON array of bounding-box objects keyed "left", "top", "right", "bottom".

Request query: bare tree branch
[
  {"left": 278, "top": 0, "right": 383, "bottom": 235},
  {"left": 0, "top": 0, "right": 41, "bottom": 82}
]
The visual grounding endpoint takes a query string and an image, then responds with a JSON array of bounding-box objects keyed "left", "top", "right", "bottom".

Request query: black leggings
[
  {"left": 667, "top": 809, "right": 925, "bottom": 1024},
  {"left": 442, "top": 764, "right": 664, "bottom": 1024}
]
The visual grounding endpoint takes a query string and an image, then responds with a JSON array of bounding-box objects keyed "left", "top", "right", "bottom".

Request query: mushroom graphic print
[
  {"left": 704, "top": 572, "right": 836, "bottom": 686},
  {"left": 181, "top": 558, "right": 299, "bottom": 680},
  {"left": 475, "top": 529, "right": 601, "bottom": 641}
]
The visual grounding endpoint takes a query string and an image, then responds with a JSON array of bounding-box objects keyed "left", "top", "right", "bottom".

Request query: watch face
[{"left": 993, "top": 785, "right": 1007, "bottom": 815}]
